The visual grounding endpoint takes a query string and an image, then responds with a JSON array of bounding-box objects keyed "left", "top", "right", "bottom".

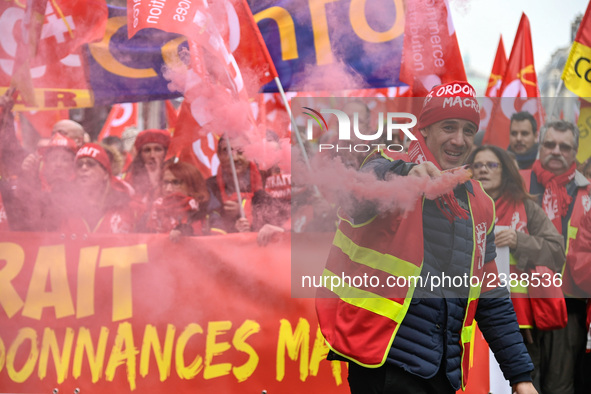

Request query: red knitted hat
[
  {"left": 76, "top": 143, "right": 112, "bottom": 175},
  {"left": 134, "top": 129, "right": 171, "bottom": 151},
  {"left": 417, "top": 81, "right": 480, "bottom": 130}
]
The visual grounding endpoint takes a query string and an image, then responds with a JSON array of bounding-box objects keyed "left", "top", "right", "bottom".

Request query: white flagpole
[
  {"left": 224, "top": 134, "right": 245, "bottom": 219},
  {"left": 273, "top": 77, "right": 312, "bottom": 171}
]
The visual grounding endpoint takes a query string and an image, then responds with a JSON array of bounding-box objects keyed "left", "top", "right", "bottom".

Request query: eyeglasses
[
  {"left": 542, "top": 141, "right": 575, "bottom": 153},
  {"left": 471, "top": 162, "right": 501, "bottom": 171}
]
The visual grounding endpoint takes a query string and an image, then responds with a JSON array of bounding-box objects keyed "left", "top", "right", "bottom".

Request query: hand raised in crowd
[
  {"left": 235, "top": 217, "right": 251, "bottom": 233},
  {"left": 407, "top": 161, "right": 441, "bottom": 179},
  {"left": 257, "top": 224, "right": 284, "bottom": 246},
  {"left": 495, "top": 228, "right": 518, "bottom": 249},
  {"left": 512, "top": 381, "right": 538, "bottom": 394}
]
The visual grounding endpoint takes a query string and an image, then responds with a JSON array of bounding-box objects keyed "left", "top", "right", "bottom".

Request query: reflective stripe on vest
[{"left": 317, "top": 178, "right": 495, "bottom": 387}]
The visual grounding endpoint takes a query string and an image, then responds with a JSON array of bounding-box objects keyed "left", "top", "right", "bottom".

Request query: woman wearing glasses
[
  {"left": 466, "top": 145, "right": 564, "bottom": 340},
  {"left": 137, "top": 160, "right": 224, "bottom": 240}
]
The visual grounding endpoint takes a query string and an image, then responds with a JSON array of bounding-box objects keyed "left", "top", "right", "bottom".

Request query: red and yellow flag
[
  {"left": 562, "top": 0, "right": 591, "bottom": 101},
  {"left": 483, "top": 13, "right": 544, "bottom": 148},
  {"left": 485, "top": 36, "right": 507, "bottom": 98}
]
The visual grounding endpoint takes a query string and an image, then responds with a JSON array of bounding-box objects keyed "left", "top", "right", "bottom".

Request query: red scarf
[
  {"left": 407, "top": 134, "right": 469, "bottom": 222},
  {"left": 494, "top": 195, "right": 527, "bottom": 232},
  {"left": 532, "top": 160, "right": 576, "bottom": 233}
]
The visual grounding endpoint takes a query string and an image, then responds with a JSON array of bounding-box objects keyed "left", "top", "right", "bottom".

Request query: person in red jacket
[{"left": 61, "top": 143, "right": 134, "bottom": 234}]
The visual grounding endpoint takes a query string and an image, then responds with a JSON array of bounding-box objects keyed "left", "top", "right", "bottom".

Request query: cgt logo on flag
[{"left": 303, "top": 107, "right": 417, "bottom": 153}]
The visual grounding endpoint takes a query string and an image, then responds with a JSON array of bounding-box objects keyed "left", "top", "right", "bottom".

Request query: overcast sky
[{"left": 449, "top": 0, "right": 589, "bottom": 77}]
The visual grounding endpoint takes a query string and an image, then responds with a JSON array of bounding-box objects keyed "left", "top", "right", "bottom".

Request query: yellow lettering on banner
[
  {"left": 232, "top": 319, "right": 260, "bottom": 382},
  {"left": 88, "top": 17, "right": 158, "bottom": 79},
  {"left": 22, "top": 245, "right": 75, "bottom": 320},
  {"left": 175, "top": 323, "right": 203, "bottom": 379},
  {"left": 140, "top": 324, "right": 175, "bottom": 381},
  {"left": 72, "top": 327, "right": 109, "bottom": 383},
  {"left": 38, "top": 327, "right": 74, "bottom": 383},
  {"left": 309, "top": 0, "right": 338, "bottom": 65},
  {"left": 0, "top": 242, "right": 25, "bottom": 318},
  {"left": 276, "top": 318, "right": 310, "bottom": 382},
  {"left": 77, "top": 246, "right": 99, "bottom": 319},
  {"left": 254, "top": 7, "right": 299, "bottom": 61},
  {"left": 105, "top": 322, "right": 138, "bottom": 390},
  {"left": 349, "top": 0, "right": 404, "bottom": 43},
  {"left": 330, "top": 360, "right": 343, "bottom": 386},
  {"left": 0, "top": 88, "right": 94, "bottom": 110},
  {"left": 98, "top": 244, "right": 148, "bottom": 322},
  {"left": 204, "top": 321, "right": 232, "bottom": 379},
  {"left": 309, "top": 326, "right": 328, "bottom": 377},
  {"left": 6, "top": 328, "right": 38, "bottom": 383}
]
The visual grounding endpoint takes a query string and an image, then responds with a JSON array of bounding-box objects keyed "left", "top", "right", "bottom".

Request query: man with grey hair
[{"left": 522, "top": 120, "right": 591, "bottom": 394}]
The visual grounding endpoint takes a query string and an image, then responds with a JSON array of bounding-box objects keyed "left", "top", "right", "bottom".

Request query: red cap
[
  {"left": 134, "top": 129, "right": 171, "bottom": 152},
  {"left": 39, "top": 133, "right": 77, "bottom": 156},
  {"left": 76, "top": 143, "right": 112, "bottom": 175},
  {"left": 417, "top": 81, "right": 480, "bottom": 130}
]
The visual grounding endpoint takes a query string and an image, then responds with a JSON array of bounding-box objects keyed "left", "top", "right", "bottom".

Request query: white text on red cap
[
  {"left": 443, "top": 97, "right": 480, "bottom": 111},
  {"left": 77, "top": 146, "right": 100, "bottom": 159},
  {"left": 427, "top": 83, "right": 476, "bottom": 98}
]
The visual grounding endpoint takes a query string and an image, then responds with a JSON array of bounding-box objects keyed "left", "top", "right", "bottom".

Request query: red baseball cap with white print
[{"left": 417, "top": 81, "right": 480, "bottom": 130}]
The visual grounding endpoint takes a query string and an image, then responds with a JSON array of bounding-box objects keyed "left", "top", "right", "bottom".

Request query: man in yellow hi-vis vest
[{"left": 316, "top": 81, "right": 537, "bottom": 394}]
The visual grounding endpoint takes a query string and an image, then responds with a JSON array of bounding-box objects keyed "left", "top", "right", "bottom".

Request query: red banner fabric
[
  {"left": 483, "top": 13, "right": 544, "bottom": 148},
  {"left": 485, "top": 36, "right": 507, "bottom": 98},
  {"left": 0, "top": 231, "right": 348, "bottom": 393},
  {"left": 98, "top": 103, "right": 138, "bottom": 140},
  {"left": 399, "top": 0, "right": 467, "bottom": 96}
]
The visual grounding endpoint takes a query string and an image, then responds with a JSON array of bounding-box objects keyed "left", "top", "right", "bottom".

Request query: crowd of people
[{"left": 2, "top": 84, "right": 591, "bottom": 393}]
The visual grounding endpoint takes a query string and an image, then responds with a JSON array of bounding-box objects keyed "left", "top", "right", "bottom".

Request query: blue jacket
[{"left": 367, "top": 158, "right": 533, "bottom": 390}]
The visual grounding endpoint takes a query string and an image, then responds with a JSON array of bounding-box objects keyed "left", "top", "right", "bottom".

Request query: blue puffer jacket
[{"left": 366, "top": 158, "right": 533, "bottom": 390}]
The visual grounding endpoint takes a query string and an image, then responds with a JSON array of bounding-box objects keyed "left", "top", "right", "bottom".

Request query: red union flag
[
  {"left": 98, "top": 103, "right": 138, "bottom": 140},
  {"left": 222, "top": 0, "right": 278, "bottom": 96},
  {"left": 562, "top": 0, "right": 591, "bottom": 101},
  {"left": 166, "top": 100, "right": 220, "bottom": 178},
  {"left": 399, "top": 0, "right": 467, "bottom": 96},
  {"left": 483, "top": 13, "right": 544, "bottom": 148},
  {"left": 0, "top": 0, "right": 106, "bottom": 109},
  {"left": 485, "top": 36, "right": 507, "bottom": 98}
]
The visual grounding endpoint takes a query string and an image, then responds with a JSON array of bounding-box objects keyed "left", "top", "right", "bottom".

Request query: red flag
[
  {"left": 485, "top": 36, "right": 507, "bottom": 98},
  {"left": 165, "top": 100, "right": 178, "bottom": 129},
  {"left": 166, "top": 100, "right": 219, "bottom": 178},
  {"left": 0, "top": 0, "right": 107, "bottom": 109},
  {"left": 21, "top": 109, "right": 68, "bottom": 138},
  {"left": 483, "top": 13, "right": 544, "bottom": 148},
  {"left": 222, "top": 0, "right": 278, "bottom": 96},
  {"left": 399, "top": 0, "right": 467, "bottom": 96},
  {"left": 98, "top": 103, "right": 138, "bottom": 141}
]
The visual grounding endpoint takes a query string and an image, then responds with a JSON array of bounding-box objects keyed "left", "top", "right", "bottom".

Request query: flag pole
[
  {"left": 224, "top": 134, "right": 245, "bottom": 219},
  {"left": 547, "top": 79, "right": 564, "bottom": 121},
  {"left": 273, "top": 76, "right": 322, "bottom": 197},
  {"left": 273, "top": 77, "right": 312, "bottom": 171}
]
